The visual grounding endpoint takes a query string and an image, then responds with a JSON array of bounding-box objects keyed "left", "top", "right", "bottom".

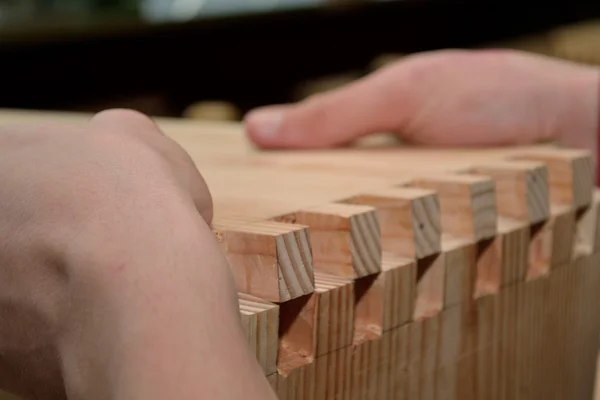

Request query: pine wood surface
[{"left": 0, "top": 109, "right": 598, "bottom": 400}]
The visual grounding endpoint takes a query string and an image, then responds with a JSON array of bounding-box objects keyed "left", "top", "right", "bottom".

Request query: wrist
[{"left": 57, "top": 198, "right": 256, "bottom": 399}]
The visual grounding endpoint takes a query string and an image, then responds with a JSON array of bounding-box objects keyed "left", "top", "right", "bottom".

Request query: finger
[
  {"left": 88, "top": 109, "right": 214, "bottom": 224},
  {"left": 243, "top": 66, "right": 412, "bottom": 149},
  {"left": 88, "top": 108, "right": 165, "bottom": 138}
]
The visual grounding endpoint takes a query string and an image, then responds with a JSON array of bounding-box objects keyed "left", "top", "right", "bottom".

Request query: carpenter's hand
[
  {"left": 0, "top": 110, "right": 268, "bottom": 400},
  {"left": 244, "top": 49, "right": 598, "bottom": 153}
]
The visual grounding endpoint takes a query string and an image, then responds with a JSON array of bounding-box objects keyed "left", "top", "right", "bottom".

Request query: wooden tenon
[{"left": 1, "top": 110, "right": 599, "bottom": 400}]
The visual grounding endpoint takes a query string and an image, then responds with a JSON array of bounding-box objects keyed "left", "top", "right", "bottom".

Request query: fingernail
[{"left": 248, "top": 108, "right": 284, "bottom": 140}]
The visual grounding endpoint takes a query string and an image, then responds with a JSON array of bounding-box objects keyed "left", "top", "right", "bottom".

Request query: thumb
[{"left": 244, "top": 67, "right": 411, "bottom": 149}]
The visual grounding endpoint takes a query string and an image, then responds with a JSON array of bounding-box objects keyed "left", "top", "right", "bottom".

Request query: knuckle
[
  {"left": 90, "top": 109, "right": 163, "bottom": 139},
  {"left": 92, "top": 108, "right": 155, "bottom": 127},
  {"left": 89, "top": 110, "right": 213, "bottom": 220}
]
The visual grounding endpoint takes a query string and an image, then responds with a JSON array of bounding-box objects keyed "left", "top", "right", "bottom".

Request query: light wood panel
[{"left": 0, "top": 109, "right": 598, "bottom": 400}]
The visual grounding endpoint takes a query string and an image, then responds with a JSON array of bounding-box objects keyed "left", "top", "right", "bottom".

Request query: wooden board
[{"left": 0, "top": 109, "right": 598, "bottom": 400}]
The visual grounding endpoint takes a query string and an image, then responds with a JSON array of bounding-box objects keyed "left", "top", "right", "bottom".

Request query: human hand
[
  {"left": 244, "top": 49, "right": 598, "bottom": 154},
  {"left": 0, "top": 110, "right": 272, "bottom": 400}
]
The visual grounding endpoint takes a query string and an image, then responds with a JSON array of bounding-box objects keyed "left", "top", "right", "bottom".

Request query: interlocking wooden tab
[
  {"left": 468, "top": 160, "right": 550, "bottom": 224},
  {"left": 340, "top": 187, "right": 441, "bottom": 259},
  {"left": 238, "top": 293, "right": 280, "bottom": 376},
  {"left": 381, "top": 253, "right": 416, "bottom": 331},
  {"left": 405, "top": 173, "right": 498, "bottom": 242},
  {"left": 511, "top": 148, "right": 594, "bottom": 209},
  {"left": 274, "top": 203, "right": 382, "bottom": 280},
  {"left": 497, "top": 217, "right": 530, "bottom": 286},
  {"left": 215, "top": 219, "right": 315, "bottom": 302},
  {"left": 442, "top": 236, "right": 476, "bottom": 308},
  {"left": 313, "top": 273, "right": 354, "bottom": 357},
  {"left": 575, "top": 191, "right": 600, "bottom": 256}
]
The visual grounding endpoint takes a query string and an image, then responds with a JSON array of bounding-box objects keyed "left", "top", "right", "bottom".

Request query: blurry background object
[
  {"left": 0, "top": 390, "right": 18, "bottom": 400},
  {"left": 368, "top": 53, "right": 405, "bottom": 71},
  {"left": 550, "top": 20, "right": 600, "bottom": 65},
  {"left": 0, "top": 1, "right": 597, "bottom": 123},
  {"left": 140, "top": 0, "right": 285, "bottom": 22},
  {"left": 0, "top": 0, "right": 35, "bottom": 22},
  {"left": 292, "top": 71, "right": 362, "bottom": 102},
  {"left": 492, "top": 19, "right": 600, "bottom": 66},
  {"left": 140, "top": 0, "right": 206, "bottom": 21},
  {"left": 183, "top": 100, "right": 241, "bottom": 121}
]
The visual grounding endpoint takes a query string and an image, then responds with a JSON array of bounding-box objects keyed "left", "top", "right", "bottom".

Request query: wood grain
[
  {"left": 576, "top": 190, "right": 600, "bottom": 256},
  {"left": 239, "top": 293, "right": 280, "bottom": 375},
  {"left": 313, "top": 273, "right": 354, "bottom": 357},
  {"left": 340, "top": 187, "right": 441, "bottom": 259},
  {"left": 274, "top": 203, "right": 382, "bottom": 280},
  {"left": 512, "top": 148, "right": 594, "bottom": 209},
  {"left": 406, "top": 173, "right": 497, "bottom": 242},
  {"left": 381, "top": 253, "right": 416, "bottom": 332},
  {"left": 216, "top": 219, "right": 315, "bottom": 302},
  {"left": 468, "top": 160, "right": 550, "bottom": 224}
]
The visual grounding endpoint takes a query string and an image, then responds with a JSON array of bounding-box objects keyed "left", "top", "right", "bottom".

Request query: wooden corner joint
[
  {"left": 214, "top": 219, "right": 315, "bottom": 303},
  {"left": 466, "top": 160, "right": 550, "bottom": 225},
  {"left": 510, "top": 148, "right": 594, "bottom": 210},
  {"left": 403, "top": 173, "right": 498, "bottom": 242},
  {"left": 273, "top": 202, "right": 382, "bottom": 279},
  {"left": 338, "top": 187, "right": 442, "bottom": 260}
]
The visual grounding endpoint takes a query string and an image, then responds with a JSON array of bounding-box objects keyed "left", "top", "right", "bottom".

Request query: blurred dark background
[{"left": 1, "top": 0, "right": 600, "bottom": 120}]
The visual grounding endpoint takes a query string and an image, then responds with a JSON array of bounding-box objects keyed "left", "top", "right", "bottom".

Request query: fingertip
[
  {"left": 243, "top": 105, "right": 287, "bottom": 148},
  {"left": 245, "top": 75, "right": 398, "bottom": 150},
  {"left": 244, "top": 103, "right": 339, "bottom": 149}
]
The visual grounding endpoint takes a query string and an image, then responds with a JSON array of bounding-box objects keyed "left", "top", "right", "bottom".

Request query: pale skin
[
  {"left": 0, "top": 110, "right": 277, "bottom": 400},
  {"left": 245, "top": 49, "right": 598, "bottom": 162},
  {"left": 0, "top": 49, "right": 598, "bottom": 399}
]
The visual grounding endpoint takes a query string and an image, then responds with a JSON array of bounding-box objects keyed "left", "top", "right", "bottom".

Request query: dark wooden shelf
[{"left": 1, "top": 1, "right": 599, "bottom": 115}]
